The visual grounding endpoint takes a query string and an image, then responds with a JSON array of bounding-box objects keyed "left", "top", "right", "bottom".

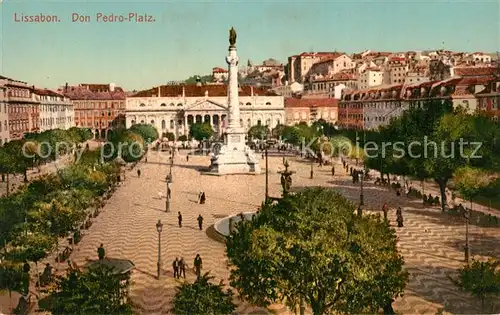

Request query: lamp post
[
  {"left": 359, "top": 172, "right": 364, "bottom": 206},
  {"left": 464, "top": 207, "right": 471, "bottom": 263},
  {"left": 156, "top": 220, "right": 163, "bottom": 279},
  {"left": 165, "top": 180, "right": 170, "bottom": 212},
  {"left": 310, "top": 158, "right": 314, "bottom": 179},
  {"left": 265, "top": 144, "right": 269, "bottom": 203}
]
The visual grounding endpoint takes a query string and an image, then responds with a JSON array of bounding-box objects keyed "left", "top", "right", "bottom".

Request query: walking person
[
  {"left": 178, "top": 212, "right": 182, "bottom": 228},
  {"left": 200, "top": 191, "right": 206, "bottom": 204},
  {"left": 172, "top": 257, "right": 179, "bottom": 279},
  {"left": 186, "top": 154, "right": 189, "bottom": 162},
  {"left": 97, "top": 244, "right": 105, "bottom": 260},
  {"left": 197, "top": 214, "right": 204, "bottom": 230},
  {"left": 382, "top": 203, "right": 389, "bottom": 221},
  {"left": 396, "top": 207, "right": 404, "bottom": 227},
  {"left": 193, "top": 254, "right": 202, "bottom": 279},
  {"left": 179, "top": 258, "right": 186, "bottom": 278},
  {"left": 137, "top": 169, "right": 141, "bottom": 178}
]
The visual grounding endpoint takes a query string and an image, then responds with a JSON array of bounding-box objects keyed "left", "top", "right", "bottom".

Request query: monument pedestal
[{"left": 209, "top": 127, "right": 261, "bottom": 174}]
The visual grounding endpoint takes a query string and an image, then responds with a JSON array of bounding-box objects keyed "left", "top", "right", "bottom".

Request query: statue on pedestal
[
  {"left": 229, "top": 27, "right": 237, "bottom": 47},
  {"left": 279, "top": 160, "right": 294, "bottom": 196}
]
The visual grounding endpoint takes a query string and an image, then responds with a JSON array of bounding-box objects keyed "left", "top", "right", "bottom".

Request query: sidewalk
[{"left": 343, "top": 157, "right": 500, "bottom": 218}]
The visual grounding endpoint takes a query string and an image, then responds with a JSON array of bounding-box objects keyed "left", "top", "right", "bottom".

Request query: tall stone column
[{"left": 226, "top": 47, "right": 240, "bottom": 130}]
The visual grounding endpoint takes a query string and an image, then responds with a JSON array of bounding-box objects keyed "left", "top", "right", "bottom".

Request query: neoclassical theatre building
[{"left": 125, "top": 84, "right": 284, "bottom": 138}]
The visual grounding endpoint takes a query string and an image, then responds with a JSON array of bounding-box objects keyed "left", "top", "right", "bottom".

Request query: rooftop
[
  {"left": 131, "top": 84, "right": 277, "bottom": 98},
  {"left": 285, "top": 97, "right": 338, "bottom": 108}
]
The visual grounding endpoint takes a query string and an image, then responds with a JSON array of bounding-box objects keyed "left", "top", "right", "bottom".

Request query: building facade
[
  {"left": 62, "top": 83, "right": 126, "bottom": 139},
  {"left": 35, "top": 88, "right": 75, "bottom": 131},
  {"left": 357, "top": 68, "right": 383, "bottom": 90},
  {"left": 306, "top": 72, "right": 357, "bottom": 97},
  {"left": 340, "top": 84, "right": 405, "bottom": 130},
  {"left": 476, "top": 78, "right": 500, "bottom": 120},
  {"left": 5, "top": 78, "right": 40, "bottom": 140},
  {"left": 0, "top": 78, "right": 9, "bottom": 144},
  {"left": 125, "top": 84, "right": 284, "bottom": 138},
  {"left": 284, "top": 97, "right": 338, "bottom": 126},
  {"left": 287, "top": 52, "right": 336, "bottom": 83}
]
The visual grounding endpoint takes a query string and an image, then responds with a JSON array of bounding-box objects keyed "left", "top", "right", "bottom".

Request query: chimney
[{"left": 109, "top": 83, "right": 115, "bottom": 92}]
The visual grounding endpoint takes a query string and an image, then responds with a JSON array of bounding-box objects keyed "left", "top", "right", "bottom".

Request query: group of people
[
  {"left": 172, "top": 254, "right": 203, "bottom": 279},
  {"left": 382, "top": 203, "right": 404, "bottom": 227},
  {"left": 178, "top": 212, "right": 204, "bottom": 230}
]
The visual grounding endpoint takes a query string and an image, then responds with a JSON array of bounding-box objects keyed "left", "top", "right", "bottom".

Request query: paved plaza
[{"left": 50, "top": 150, "right": 499, "bottom": 314}]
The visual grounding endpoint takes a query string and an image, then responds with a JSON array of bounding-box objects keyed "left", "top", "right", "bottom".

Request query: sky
[{"left": 1, "top": 0, "right": 499, "bottom": 90}]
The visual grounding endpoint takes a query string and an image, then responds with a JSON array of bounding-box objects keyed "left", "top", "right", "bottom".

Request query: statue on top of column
[{"left": 229, "top": 27, "right": 237, "bottom": 47}]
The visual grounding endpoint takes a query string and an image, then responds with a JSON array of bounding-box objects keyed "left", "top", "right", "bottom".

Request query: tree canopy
[
  {"left": 247, "top": 125, "right": 269, "bottom": 140},
  {"left": 172, "top": 272, "right": 236, "bottom": 315},
  {"left": 226, "top": 187, "right": 408, "bottom": 314},
  {"left": 189, "top": 122, "right": 214, "bottom": 141},
  {"left": 42, "top": 264, "right": 132, "bottom": 315},
  {"left": 128, "top": 124, "right": 159, "bottom": 143}
]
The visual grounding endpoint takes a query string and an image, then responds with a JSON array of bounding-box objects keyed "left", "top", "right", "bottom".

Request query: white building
[
  {"left": 0, "top": 77, "right": 9, "bottom": 144},
  {"left": 35, "top": 88, "right": 75, "bottom": 131},
  {"left": 357, "top": 68, "right": 384, "bottom": 90},
  {"left": 125, "top": 84, "right": 284, "bottom": 138},
  {"left": 403, "top": 72, "right": 429, "bottom": 85},
  {"left": 272, "top": 81, "right": 303, "bottom": 97},
  {"left": 212, "top": 67, "right": 228, "bottom": 82}
]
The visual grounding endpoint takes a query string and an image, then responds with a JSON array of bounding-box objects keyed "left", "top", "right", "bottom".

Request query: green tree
[
  {"left": 184, "top": 75, "right": 214, "bottom": 84},
  {"left": 129, "top": 124, "right": 159, "bottom": 143},
  {"left": 0, "top": 261, "right": 24, "bottom": 310},
  {"left": 226, "top": 187, "right": 408, "bottom": 315},
  {"left": 172, "top": 272, "right": 236, "bottom": 315},
  {"left": 44, "top": 264, "right": 132, "bottom": 315},
  {"left": 248, "top": 125, "right": 269, "bottom": 140},
  {"left": 189, "top": 122, "right": 214, "bottom": 141},
  {"left": 271, "top": 123, "right": 286, "bottom": 139},
  {"left": 453, "top": 166, "right": 493, "bottom": 207},
  {"left": 7, "top": 233, "right": 54, "bottom": 291},
  {"left": 178, "top": 135, "right": 188, "bottom": 141},
  {"left": 163, "top": 132, "right": 175, "bottom": 141},
  {"left": 449, "top": 259, "right": 500, "bottom": 312}
]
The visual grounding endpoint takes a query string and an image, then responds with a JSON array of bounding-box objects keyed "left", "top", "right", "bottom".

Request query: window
[
  {"left": 160, "top": 103, "right": 167, "bottom": 107},
  {"left": 177, "top": 103, "right": 183, "bottom": 107},
  {"left": 170, "top": 120, "right": 174, "bottom": 129},
  {"left": 139, "top": 103, "right": 146, "bottom": 107},
  {"left": 246, "top": 102, "right": 251, "bottom": 106},
  {"left": 162, "top": 120, "right": 166, "bottom": 129},
  {"left": 169, "top": 103, "right": 175, "bottom": 106},
  {"left": 151, "top": 120, "right": 155, "bottom": 125},
  {"left": 265, "top": 102, "right": 271, "bottom": 106}
]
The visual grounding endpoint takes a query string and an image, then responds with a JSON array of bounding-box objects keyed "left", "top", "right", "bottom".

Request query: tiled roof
[
  {"left": 132, "top": 84, "right": 276, "bottom": 98},
  {"left": 34, "top": 88, "right": 64, "bottom": 97},
  {"left": 212, "top": 67, "right": 227, "bottom": 73},
  {"left": 299, "top": 52, "right": 339, "bottom": 57},
  {"left": 285, "top": 97, "right": 338, "bottom": 108},
  {"left": 63, "top": 86, "right": 126, "bottom": 100},
  {"left": 389, "top": 57, "right": 406, "bottom": 62},
  {"left": 454, "top": 67, "right": 496, "bottom": 76}
]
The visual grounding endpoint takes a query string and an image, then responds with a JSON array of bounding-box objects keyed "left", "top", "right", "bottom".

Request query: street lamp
[
  {"left": 464, "top": 208, "right": 470, "bottom": 263},
  {"left": 156, "top": 220, "right": 163, "bottom": 279},
  {"left": 165, "top": 177, "right": 171, "bottom": 212},
  {"left": 310, "top": 158, "right": 314, "bottom": 179},
  {"left": 359, "top": 172, "right": 364, "bottom": 206},
  {"left": 265, "top": 143, "right": 269, "bottom": 203}
]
